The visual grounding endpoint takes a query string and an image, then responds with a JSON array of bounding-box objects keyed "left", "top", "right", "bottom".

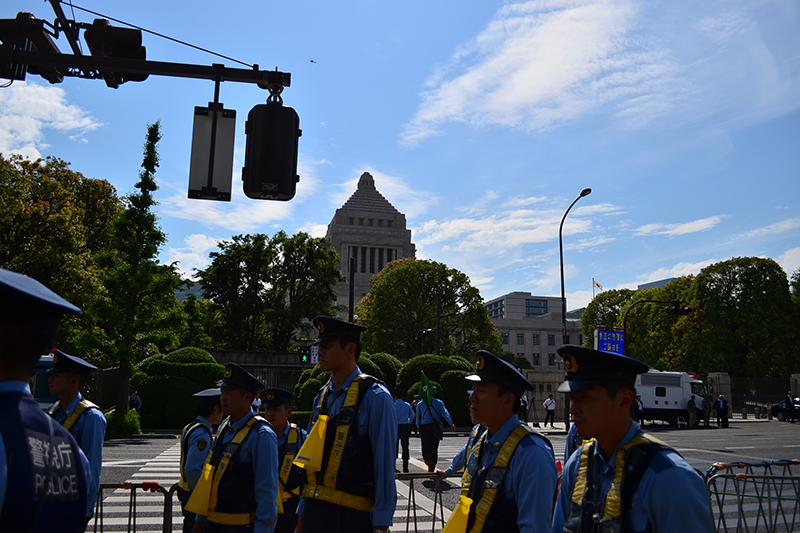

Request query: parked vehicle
[
  {"left": 770, "top": 397, "right": 800, "bottom": 421},
  {"left": 30, "top": 354, "right": 58, "bottom": 410},
  {"left": 636, "top": 370, "right": 706, "bottom": 426}
]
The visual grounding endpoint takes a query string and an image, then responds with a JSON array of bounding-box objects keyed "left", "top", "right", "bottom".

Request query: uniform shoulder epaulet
[
  {"left": 357, "top": 373, "right": 389, "bottom": 393},
  {"left": 252, "top": 415, "right": 269, "bottom": 426},
  {"left": 516, "top": 423, "right": 554, "bottom": 452},
  {"left": 78, "top": 398, "right": 100, "bottom": 411}
]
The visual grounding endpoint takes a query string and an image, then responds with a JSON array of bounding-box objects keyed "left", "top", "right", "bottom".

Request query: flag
[
  {"left": 420, "top": 371, "right": 434, "bottom": 408},
  {"left": 593, "top": 279, "right": 603, "bottom": 290}
]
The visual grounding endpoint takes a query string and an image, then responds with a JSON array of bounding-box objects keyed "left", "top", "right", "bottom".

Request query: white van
[{"left": 636, "top": 370, "right": 707, "bottom": 426}]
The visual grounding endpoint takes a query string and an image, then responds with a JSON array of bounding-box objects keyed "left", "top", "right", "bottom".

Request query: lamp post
[
  {"left": 559, "top": 187, "right": 591, "bottom": 432},
  {"left": 559, "top": 188, "right": 592, "bottom": 346}
]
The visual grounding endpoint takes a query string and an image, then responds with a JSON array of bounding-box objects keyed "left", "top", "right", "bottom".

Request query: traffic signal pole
[{"left": 1, "top": 45, "right": 291, "bottom": 88}]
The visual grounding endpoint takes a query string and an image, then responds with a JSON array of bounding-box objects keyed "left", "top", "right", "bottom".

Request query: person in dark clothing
[
  {"left": 714, "top": 394, "right": 729, "bottom": 428},
  {"left": 785, "top": 391, "right": 796, "bottom": 423}
]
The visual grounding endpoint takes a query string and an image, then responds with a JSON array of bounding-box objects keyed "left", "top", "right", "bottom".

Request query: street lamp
[
  {"left": 416, "top": 328, "right": 434, "bottom": 355},
  {"left": 559, "top": 187, "right": 591, "bottom": 432},
  {"left": 559, "top": 188, "right": 591, "bottom": 346}
]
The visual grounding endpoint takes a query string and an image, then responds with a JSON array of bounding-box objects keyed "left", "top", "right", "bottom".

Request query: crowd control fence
[{"left": 706, "top": 460, "right": 800, "bottom": 533}]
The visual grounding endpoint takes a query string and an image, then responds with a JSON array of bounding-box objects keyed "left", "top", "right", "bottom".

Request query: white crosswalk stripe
[{"left": 87, "top": 441, "right": 469, "bottom": 532}]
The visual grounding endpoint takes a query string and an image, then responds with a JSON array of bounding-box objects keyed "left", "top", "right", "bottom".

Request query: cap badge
[
  {"left": 476, "top": 356, "right": 485, "bottom": 370},
  {"left": 266, "top": 392, "right": 275, "bottom": 400},
  {"left": 563, "top": 354, "right": 577, "bottom": 373},
  {"left": 224, "top": 367, "right": 232, "bottom": 378},
  {"left": 317, "top": 322, "right": 325, "bottom": 333}
]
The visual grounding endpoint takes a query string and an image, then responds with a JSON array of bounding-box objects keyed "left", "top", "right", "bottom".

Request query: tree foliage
[
  {"left": 0, "top": 154, "right": 121, "bottom": 348},
  {"left": 357, "top": 258, "right": 502, "bottom": 358},
  {"left": 677, "top": 257, "right": 796, "bottom": 378},
  {"left": 84, "top": 121, "right": 185, "bottom": 411},
  {"left": 197, "top": 231, "right": 344, "bottom": 351},
  {"left": 580, "top": 288, "right": 634, "bottom": 347}
]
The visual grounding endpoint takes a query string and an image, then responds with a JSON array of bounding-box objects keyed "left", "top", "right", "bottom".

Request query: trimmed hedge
[
  {"left": 290, "top": 411, "right": 312, "bottom": 431},
  {"left": 365, "top": 352, "right": 402, "bottom": 390},
  {"left": 438, "top": 370, "right": 473, "bottom": 426},
  {"left": 396, "top": 354, "right": 473, "bottom": 394},
  {"left": 164, "top": 347, "right": 217, "bottom": 364},
  {"left": 297, "top": 378, "right": 324, "bottom": 411}
]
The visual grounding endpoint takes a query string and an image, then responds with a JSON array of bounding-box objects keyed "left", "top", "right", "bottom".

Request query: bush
[
  {"left": 105, "top": 408, "right": 141, "bottom": 436},
  {"left": 164, "top": 346, "right": 217, "bottom": 364},
  {"left": 133, "top": 374, "right": 202, "bottom": 429},
  {"left": 290, "top": 411, "right": 312, "bottom": 430},
  {"left": 356, "top": 356, "right": 385, "bottom": 383},
  {"left": 365, "top": 352, "right": 403, "bottom": 390},
  {"left": 297, "top": 378, "right": 324, "bottom": 411},
  {"left": 396, "top": 354, "right": 473, "bottom": 394},
  {"left": 438, "top": 370, "right": 473, "bottom": 426}
]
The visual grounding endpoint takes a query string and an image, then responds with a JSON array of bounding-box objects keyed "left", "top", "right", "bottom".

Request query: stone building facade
[
  {"left": 485, "top": 291, "right": 583, "bottom": 369},
  {"left": 326, "top": 172, "right": 416, "bottom": 312}
]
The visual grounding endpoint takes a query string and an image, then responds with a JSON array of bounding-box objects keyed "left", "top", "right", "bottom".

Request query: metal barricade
[
  {"left": 91, "top": 481, "right": 181, "bottom": 533},
  {"left": 706, "top": 460, "right": 800, "bottom": 532},
  {"left": 395, "top": 472, "right": 448, "bottom": 533}
]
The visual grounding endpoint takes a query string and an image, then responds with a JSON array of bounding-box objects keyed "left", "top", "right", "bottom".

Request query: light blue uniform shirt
[
  {"left": 182, "top": 416, "right": 214, "bottom": 492},
  {"left": 443, "top": 424, "right": 484, "bottom": 477},
  {"left": 394, "top": 399, "right": 415, "bottom": 425},
  {"left": 276, "top": 421, "right": 307, "bottom": 450},
  {"left": 416, "top": 397, "right": 453, "bottom": 426},
  {"left": 552, "top": 421, "right": 715, "bottom": 533},
  {"left": 297, "top": 366, "right": 398, "bottom": 526},
  {"left": 464, "top": 415, "right": 557, "bottom": 533},
  {"left": 196, "top": 410, "right": 279, "bottom": 533},
  {"left": 50, "top": 391, "right": 106, "bottom": 515},
  {"left": 0, "top": 382, "right": 93, "bottom": 518},
  {"left": 564, "top": 423, "right": 583, "bottom": 463}
]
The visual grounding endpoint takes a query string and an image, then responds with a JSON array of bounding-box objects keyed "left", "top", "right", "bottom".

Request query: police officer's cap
[
  {"left": 465, "top": 350, "right": 533, "bottom": 398},
  {"left": 312, "top": 315, "right": 367, "bottom": 345},
  {"left": 261, "top": 388, "right": 295, "bottom": 408},
  {"left": 194, "top": 388, "right": 221, "bottom": 398},
  {"left": 48, "top": 349, "right": 97, "bottom": 376},
  {"left": 218, "top": 363, "right": 264, "bottom": 393},
  {"left": 556, "top": 345, "right": 649, "bottom": 393},
  {"left": 0, "top": 268, "right": 82, "bottom": 327}
]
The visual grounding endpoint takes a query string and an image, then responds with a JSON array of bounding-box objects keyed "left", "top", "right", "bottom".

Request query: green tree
[
  {"left": 0, "top": 154, "right": 121, "bottom": 348},
  {"left": 677, "top": 257, "right": 796, "bottom": 377},
  {"left": 580, "top": 288, "right": 634, "bottom": 347},
  {"left": 86, "top": 121, "right": 185, "bottom": 412},
  {"left": 197, "top": 231, "right": 344, "bottom": 351},
  {"left": 357, "top": 258, "right": 502, "bottom": 357}
]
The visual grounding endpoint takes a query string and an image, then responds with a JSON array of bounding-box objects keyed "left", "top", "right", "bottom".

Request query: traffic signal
[
  {"left": 0, "top": 12, "right": 64, "bottom": 83},
  {"left": 665, "top": 305, "right": 691, "bottom": 316},
  {"left": 299, "top": 345, "right": 311, "bottom": 365},
  {"left": 83, "top": 18, "right": 148, "bottom": 88},
  {"left": 242, "top": 101, "right": 301, "bottom": 200}
]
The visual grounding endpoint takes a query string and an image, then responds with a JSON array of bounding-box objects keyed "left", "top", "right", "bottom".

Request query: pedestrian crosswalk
[{"left": 86, "top": 440, "right": 484, "bottom": 532}]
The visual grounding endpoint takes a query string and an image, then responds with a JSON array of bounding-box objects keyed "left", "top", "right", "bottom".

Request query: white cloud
[
  {"left": 777, "top": 247, "right": 800, "bottom": 278},
  {"left": 327, "top": 167, "right": 439, "bottom": 218},
  {"left": 734, "top": 217, "right": 800, "bottom": 240},
  {"left": 631, "top": 259, "right": 718, "bottom": 287},
  {"left": 634, "top": 215, "right": 726, "bottom": 236},
  {"left": 401, "top": 0, "right": 693, "bottom": 145},
  {"left": 297, "top": 222, "right": 329, "bottom": 238},
  {"left": 0, "top": 81, "right": 101, "bottom": 159},
  {"left": 163, "top": 234, "right": 222, "bottom": 279}
]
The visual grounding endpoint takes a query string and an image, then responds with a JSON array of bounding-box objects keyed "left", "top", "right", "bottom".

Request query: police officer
[
  {"left": 180, "top": 388, "right": 223, "bottom": 533},
  {"left": 437, "top": 422, "right": 485, "bottom": 480},
  {"left": 552, "top": 345, "right": 714, "bottom": 533},
  {"left": 445, "top": 349, "right": 557, "bottom": 533},
  {"left": 193, "top": 363, "right": 279, "bottom": 533},
  {"left": 392, "top": 389, "right": 414, "bottom": 473},
  {"left": 295, "top": 316, "right": 397, "bottom": 533},
  {"left": 261, "top": 388, "right": 306, "bottom": 533},
  {"left": 47, "top": 349, "right": 107, "bottom": 516},
  {"left": 0, "top": 268, "right": 91, "bottom": 532},
  {"left": 416, "top": 385, "right": 456, "bottom": 471}
]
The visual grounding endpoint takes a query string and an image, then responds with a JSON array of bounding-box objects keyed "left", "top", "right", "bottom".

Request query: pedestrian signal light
[{"left": 242, "top": 101, "right": 301, "bottom": 201}]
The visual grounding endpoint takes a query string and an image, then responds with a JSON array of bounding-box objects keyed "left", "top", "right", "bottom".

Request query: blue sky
[{"left": 2, "top": 0, "right": 799, "bottom": 310}]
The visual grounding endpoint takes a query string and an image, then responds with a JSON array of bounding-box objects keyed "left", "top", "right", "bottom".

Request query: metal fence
[
  {"left": 86, "top": 461, "right": 800, "bottom": 533},
  {"left": 706, "top": 460, "right": 800, "bottom": 533}
]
